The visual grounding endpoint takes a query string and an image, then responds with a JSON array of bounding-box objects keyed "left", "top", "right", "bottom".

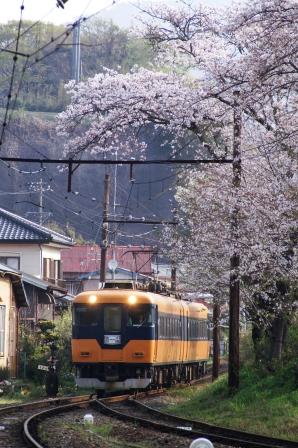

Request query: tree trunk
[
  {"left": 212, "top": 302, "right": 220, "bottom": 381},
  {"left": 270, "top": 316, "right": 287, "bottom": 362}
]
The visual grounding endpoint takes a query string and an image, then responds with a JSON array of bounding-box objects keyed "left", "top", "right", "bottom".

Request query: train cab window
[
  {"left": 104, "top": 305, "right": 122, "bottom": 332},
  {"left": 73, "top": 305, "right": 99, "bottom": 326},
  {"left": 127, "top": 305, "right": 153, "bottom": 327}
]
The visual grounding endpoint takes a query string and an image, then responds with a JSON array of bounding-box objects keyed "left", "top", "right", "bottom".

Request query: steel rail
[
  {"left": 23, "top": 398, "right": 91, "bottom": 447},
  {"left": 130, "top": 398, "right": 298, "bottom": 448},
  {"left": 0, "top": 394, "right": 90, "bottom": 417},
  {"left": 94, "top": 395, "right": 297, "bottom": 448}
]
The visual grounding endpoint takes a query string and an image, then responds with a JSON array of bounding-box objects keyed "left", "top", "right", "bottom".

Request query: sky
[{"left": 1, "top": 0, "right": 235, "bottom": 27}]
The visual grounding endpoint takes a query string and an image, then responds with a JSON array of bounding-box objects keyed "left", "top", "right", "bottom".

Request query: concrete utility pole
[
  {"left": 71, "top": 21, "right": 81, "bottom": 83},
  {"left": 228, "top": 92, "right": 242, "bottom": 391},
  {"left": 39, "top": 178, "right": 43, "bottom": 226},
  {"left": 100, "top": 174, "right": 110, "bottom": 282}
]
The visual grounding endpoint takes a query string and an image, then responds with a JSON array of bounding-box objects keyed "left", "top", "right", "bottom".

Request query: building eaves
[
  {"left": 22, "top": 272, "right": 48, "bottom": 290},
  {"left": 0, "top": 262, "right": 28, "bottom": 307},
  {"left": 0, "top": 208, "right": 74, "bottom": 246}
]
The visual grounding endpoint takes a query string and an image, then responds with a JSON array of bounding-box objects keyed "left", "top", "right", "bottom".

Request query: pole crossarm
[
  {"left": 0, "top": 157, "right": 233, "bottom": 165},
  {"left": 103, "top": 219, "right": 177, "bottom": 225}
]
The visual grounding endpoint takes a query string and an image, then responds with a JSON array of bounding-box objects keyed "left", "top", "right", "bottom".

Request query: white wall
[
  {"left": 0, "top": 243, "right": 63, "bottom": 279},
  {"left": 41, "top": 244, "right": 62, "bottom": 261},
  {"left": 0, "top": 244, "right": 41, "bottom": 277}
]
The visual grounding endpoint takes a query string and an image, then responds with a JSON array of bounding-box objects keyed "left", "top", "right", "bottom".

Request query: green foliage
[
  {"left": 45, "top": 221, "right": 86, "bottom": 243},
  {"left": 91, "top": 423, "right": 113, "bottom": 437},
  {"left": 19, "top": 325, "right": 48, "bottom": 382},
  {"left": 166, "top": 365, "right": 298, "bottom": 440},
  {"left": 0, "top": 367, "right": 10, "bottom": 381},
  {"left": 53, "top": 309, "right": 73, "bottom": 383},
  {"left": 240, "top": 330, "right": 255, "bottom": 365},
  {"left": 19, "top": 310, "right": 73, "bottom": 385},
  {"left": 0, "top": 18, "right": 152, "bottom": 113}
]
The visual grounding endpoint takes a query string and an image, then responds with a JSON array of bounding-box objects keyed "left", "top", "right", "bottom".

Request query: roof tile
[{"left": 0, "top": 208, "right": 73, "bottom": 245}]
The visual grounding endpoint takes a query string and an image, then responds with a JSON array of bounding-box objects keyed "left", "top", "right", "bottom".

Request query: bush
[
  {"left": 19, "top": 310, "right": 73, "bottom": 386},
  {"left": 240, "top": 330, "right": 255, "bottom": 365},
  {"left": 0, "top": 367, "right": 10, "bottom": 381}
]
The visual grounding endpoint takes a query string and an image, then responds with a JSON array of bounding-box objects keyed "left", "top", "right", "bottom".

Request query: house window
[
  {"left": 0, "top": 257, "right": 20, "bottom": 270},
  {"left": 0, "top": 306, "right": 5, "bottom": 357},
  {"left": 43, "top": 258, "right": 61, "bottom": 280}
]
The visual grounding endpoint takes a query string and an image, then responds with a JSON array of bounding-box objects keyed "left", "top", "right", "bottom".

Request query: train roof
[{"left": 73, "top": 289, "right": 209, "bottom": 316}]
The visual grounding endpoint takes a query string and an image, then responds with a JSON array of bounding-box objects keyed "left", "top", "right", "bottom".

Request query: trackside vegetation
[{"left": 164, "top": 326, "right": 298, "bottom": 442}]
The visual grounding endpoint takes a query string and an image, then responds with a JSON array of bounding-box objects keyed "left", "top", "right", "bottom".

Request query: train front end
[{"left": 72, "top": 289, "right": 156, "bottom": 391}]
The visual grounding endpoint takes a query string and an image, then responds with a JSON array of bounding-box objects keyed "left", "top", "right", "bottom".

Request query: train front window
[
  {"left": 104, "top": 305, "right": 122, "bottom": 332},
  {"left": 73, "top": 305, "right": 99, "bottom": 326},
  {"left": 127, "top": 305, "right": 153, "bottom": 326}
]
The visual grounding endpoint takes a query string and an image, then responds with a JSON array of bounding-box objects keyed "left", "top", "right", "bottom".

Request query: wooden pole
[
  {"left": 212, "top": 301, "right": 220, "bottom": 381},
  {"left": 228, "top": 92, "right": 242, "bottom": 391},
  {"left": 100, "top": 174, "right": 110, "bottom": 282}
]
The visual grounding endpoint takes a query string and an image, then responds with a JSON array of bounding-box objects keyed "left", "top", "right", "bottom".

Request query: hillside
[{"left": 0, "top": 18, "right": 174, "bottom": 243}]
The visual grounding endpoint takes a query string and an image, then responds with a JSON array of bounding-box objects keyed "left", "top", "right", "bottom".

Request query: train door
[
  {"left": 179, "top": 309, "right": 183, "bottom": 362},
  {"left": 180, "top": 302, "right": 188, "bottom": 362},
  {"left": 185, "top": 307, "right": 189, "bottom": 362},
  {"left": 153, "top": 306, "right": 158, "bottom": 362}
]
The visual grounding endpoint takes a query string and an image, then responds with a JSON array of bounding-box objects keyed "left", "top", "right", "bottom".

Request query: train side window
[{"left": 127, "top": 305, "right": 154, "bottom": 327}]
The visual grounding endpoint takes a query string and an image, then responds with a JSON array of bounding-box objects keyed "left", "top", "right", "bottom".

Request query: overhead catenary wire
[{"left": 0, "top": 0, "right": 25, "bottom": 147}]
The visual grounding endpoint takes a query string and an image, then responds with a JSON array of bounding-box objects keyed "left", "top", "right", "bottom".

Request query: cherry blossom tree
[
  {"left": 57, "top": 0, "right": 298, "bottom": 368},
  {"left": 170, "top": 150, "right": 297, "bottom": 362}
]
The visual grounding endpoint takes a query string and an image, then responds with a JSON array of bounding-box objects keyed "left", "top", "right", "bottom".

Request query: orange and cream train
[{"left": 72, "top": 283, "right": 210, "bottom": 392}]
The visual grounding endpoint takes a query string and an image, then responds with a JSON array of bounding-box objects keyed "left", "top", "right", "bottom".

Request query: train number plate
[{"left": 104, "top": 334, "right": 121, "bottom": 345}]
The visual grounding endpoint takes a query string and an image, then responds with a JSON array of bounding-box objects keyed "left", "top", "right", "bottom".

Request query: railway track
[
  {"left": 2, "top": 382, "right": 296, "bottom": 448},
  {"left": 93, "top": 394, "right": 297, "bottom": 448},
  {"left": 0, "top": 395, "right": 89, "bottom": 448}
]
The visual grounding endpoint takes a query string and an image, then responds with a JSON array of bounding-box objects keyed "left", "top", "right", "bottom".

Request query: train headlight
[
  {"left": 128, "top": 295, "right": 137, "bottom": 304},
  {"left": 89, "top": 295, "right": 97, "bottom": 304}
]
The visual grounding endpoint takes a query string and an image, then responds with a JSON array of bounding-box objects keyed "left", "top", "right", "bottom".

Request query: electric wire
[
  {"left": 44, "top": 193, "right": 101, "bottom": 226},
  {"left": 0, "top": 5, "right": 57, "bottom": 54},
  {"left": 0, "top": 0, "right": 120, "bottom": 172},
  {"left": 0, "top": 0, "right": 25, "bottom": 146}
]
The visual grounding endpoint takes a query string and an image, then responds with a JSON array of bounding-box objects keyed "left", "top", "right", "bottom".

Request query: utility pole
[
  {"left": 100, "top": 174, "right": 110, "bottom": 282},
  {"left": 212, "top": 301, "right": 220, "bottom": 381},
  {"left": 171, "top": 209, "right": 178, "bottom": 292},
  {"left": 228, "top": 92, "right": 242, "bottom": 391},
  {"left": 39, "top": 178, "right": 43, "bottom": 226},
  {"left": 71, "top": 21, "right": 81, "bottom": 82},
  {"left": 111, "top": 151, "right": 118, "bottom": 280}
]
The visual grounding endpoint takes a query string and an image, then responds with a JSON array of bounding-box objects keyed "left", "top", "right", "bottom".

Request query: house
[
  {"left": 0, "top": 207, "right": 74, "bottom": 284},
  {"left": 21, "top": 271, "right": 72, "bottom": 327},
  {"left": 0, "top": 263, "right": 28, "bottom": 377},
  {"left": 0, "top": 261, "right": 73, "bottom": 377},
  {"left": 61, "top": 244, "right": 155, "bottom": 294},
  {"left": 0, "top": 207, "right": 74, "bottom": 327}
]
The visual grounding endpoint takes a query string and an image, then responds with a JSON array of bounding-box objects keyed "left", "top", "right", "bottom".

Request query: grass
[
  {"left": 164, "top": 365, "right": 298, "bottom": 441},
  {"left": 66, "top": 422, "right": 151, "bottom": 447},
  {"left": 0, "top": 379, "right": 94, "bottom": 407}
]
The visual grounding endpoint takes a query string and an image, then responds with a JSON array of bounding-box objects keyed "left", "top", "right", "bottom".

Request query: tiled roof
[{"left": 0, "top": 208, "right": 73, "bottom": 246}]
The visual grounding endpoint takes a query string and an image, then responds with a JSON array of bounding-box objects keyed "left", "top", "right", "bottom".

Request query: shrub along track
[
  {"left": 22, "top": 388, "right": 297, "bottom": 448},
  {"left": 0, "top": 395, "right": 90, "bottom": 448}
]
